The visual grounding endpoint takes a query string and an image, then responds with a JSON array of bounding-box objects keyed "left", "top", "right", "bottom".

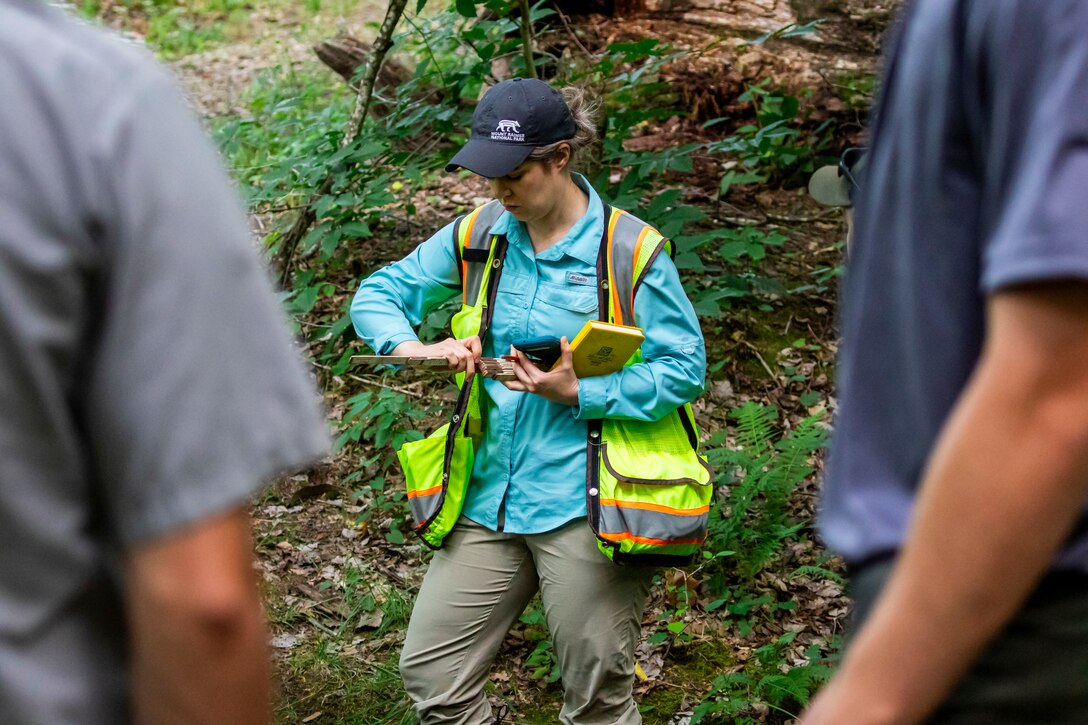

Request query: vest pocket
[
  {"left": 590, "top": 414, "right": 713, "bottom": 563},
  {"left": 397, "top": 423, "right": 474, "bottom": 548}
]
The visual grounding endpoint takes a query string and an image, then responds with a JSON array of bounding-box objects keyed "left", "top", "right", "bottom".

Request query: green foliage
[
  {"left": 338, "top": 386, "right": 441, "bottom": 541},
  {"left": 217, "top": 67, "right": 355, "bottom": 210},
  {"left": 80, "top": 0, "right": 367, "bottom": 57},
  {"left": 790, "top": 561, "right": 845, "bottom": 586},
  {"left": 690, "top": 633, "right": 838, "bottom": 724},
  {"left": 674, "top": 226, "right": 789, "bottom": 316},
  {"left": 80, "top": 0, "right": 253, "bottom": 57},
  {"left": 646, "top": 571, "right": 703, "bottom": 647},
  {"left": 707, "top": 82, "right": 830, "bottom": 189},
  {"left": 216, "top": 3, "right": 834, "bottom": 369},
  {"left": 650, "top": 405, "right": 827, "bottom": 651},
  {"left": 744, "top": 19, "right": 824, "bottom": 46},
  {"left": 714, "top": 226, "right": 788, "bottom": 265},
  {"left": 568, "top": 37, "right": 690, "bottom": 203},
  {"left": 518, "top": 600, "right": 562, "bottom": 683},
  {"left": 554, "top": 40, "right": 818, "bottom": 314},
  {"left": 704, "top": 403, "right": 827, "bottom": 587},
  {"left": 280, "top": 643, "right": 414, "bottom": 725},
  {"left": 216, "top": 2, "right": 550, "bottom": 372},
  {"left": 336, "top": 387, "right": 428, "bottom": 452},
  {"left": 449, "top": 0, "right": 556, "bottom": 78},
  {"left": 322, "top": 565, "right": 414, "bottom": 637},
  {"left": 559, "top": 35, "right": 833, "bottom": 314},
  {"left": 225, "top": 79, "right": 402, "bottom": 273},
  {"left": 830, "top": 69, "right": 877, "bottom": 113},
  {"left": 792, "top": 255, "right": 846, "bottom": 297},
  {"left": 215, "top": 47, "right": 469, "bottom": 456}
]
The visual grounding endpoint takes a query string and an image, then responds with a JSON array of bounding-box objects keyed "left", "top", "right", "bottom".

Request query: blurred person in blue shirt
[{"left": 803, "top": 2, "right": 1088, "bottom": 722}]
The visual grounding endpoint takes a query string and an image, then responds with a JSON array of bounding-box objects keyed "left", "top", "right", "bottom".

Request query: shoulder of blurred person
[
  {"left": 805, "top": 1, "right": 1088, "bottom": 721},
  {"left": 0, "top": 1, "right": 327, "bottom": 722}
]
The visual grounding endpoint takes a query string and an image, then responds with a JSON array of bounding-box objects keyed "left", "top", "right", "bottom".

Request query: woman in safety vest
[{"left": 351, "top": 77, "right": 707, "bottom": 724}]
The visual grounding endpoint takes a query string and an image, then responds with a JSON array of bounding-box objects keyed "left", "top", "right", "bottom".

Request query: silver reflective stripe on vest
[
  {"left": 463, "top": 200, "right": 505, "bottom": 306},
  {"left": 608, "top": 211, "right": 650, "bottom": 326},
  {"left": 598, "top": 500, "right": 708, "bottom": 543},
  {"left": 408, "top": 489, "right": 442, "bottom": 527}
]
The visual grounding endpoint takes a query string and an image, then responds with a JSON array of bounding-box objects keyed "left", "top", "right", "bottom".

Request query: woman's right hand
[{"left": 391, "top": 336, "right": 482, "bottom": 374}]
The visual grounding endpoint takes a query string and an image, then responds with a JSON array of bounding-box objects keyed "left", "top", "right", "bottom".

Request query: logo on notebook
[
  {"left": 491, "top": 119, "right": 525, "bottom": 142},
  {"left": 588, "top": 346, "right": 615, "bottom": 366}
]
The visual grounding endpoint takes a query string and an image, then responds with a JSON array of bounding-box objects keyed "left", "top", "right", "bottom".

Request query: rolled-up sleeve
[
  {"left": 350, "top": 221, "right": 462, "bottom": 354},
  {"left": 574, "top": 252, "right": 706, "bottom": 421}
]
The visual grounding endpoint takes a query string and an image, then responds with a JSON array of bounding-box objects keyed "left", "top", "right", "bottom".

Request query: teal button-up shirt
[{"left": 351, "top": 176, "right": 706, "bottom": 534}]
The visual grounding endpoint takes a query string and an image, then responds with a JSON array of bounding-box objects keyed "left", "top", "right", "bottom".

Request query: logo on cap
[{"left": 491, "top": 120, "right": 525, "bottom": 142}]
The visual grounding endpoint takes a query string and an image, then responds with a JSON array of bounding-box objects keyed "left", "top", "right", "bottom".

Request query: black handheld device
[{"left": 511, "top": 336, "right": 561, "bottom": 369}]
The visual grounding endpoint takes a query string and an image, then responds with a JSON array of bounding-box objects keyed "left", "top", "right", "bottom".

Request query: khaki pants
[{"left": 399, "top": 517, "right": 656, "bottom": 725}]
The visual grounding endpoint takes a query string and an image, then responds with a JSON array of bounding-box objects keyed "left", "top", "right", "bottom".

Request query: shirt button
[{"left": 589, "top": 487, "right": 599, "bottom": 496}]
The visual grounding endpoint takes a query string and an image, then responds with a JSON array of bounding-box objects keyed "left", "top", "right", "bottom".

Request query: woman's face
[{"left": 487, "top": 158, "right": 566, "bottom": 224}]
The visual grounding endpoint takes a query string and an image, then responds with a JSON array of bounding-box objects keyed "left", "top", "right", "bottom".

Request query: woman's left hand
[{"left": 503, "top": 336, "right": 579, "bottom": 406}]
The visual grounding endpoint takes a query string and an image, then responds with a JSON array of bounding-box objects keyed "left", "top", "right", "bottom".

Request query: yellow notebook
[{"left": 562, "top": 321, "right": 645, "bottom": 378}]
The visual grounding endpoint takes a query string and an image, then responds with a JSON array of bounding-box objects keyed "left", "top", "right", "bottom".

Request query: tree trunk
[{"left": 276, "top": 0, "right": 410, "bottom": 283}]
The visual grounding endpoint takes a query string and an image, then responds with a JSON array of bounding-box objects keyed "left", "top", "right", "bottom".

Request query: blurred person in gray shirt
[
  {"left": 804, "top": 1, "right": 1088, "bottom": 722},
  {"left": 0, "top": 1, "right": 328, "bottom": 722}
]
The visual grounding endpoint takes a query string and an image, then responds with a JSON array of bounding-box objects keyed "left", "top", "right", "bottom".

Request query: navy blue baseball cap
[{"left": 446, "top": 78, "right": 577, "bottom": 178}]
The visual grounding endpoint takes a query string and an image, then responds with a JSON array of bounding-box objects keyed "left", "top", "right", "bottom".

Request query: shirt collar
[{"left": 489, "top": 174, "right": 604, "bottom": 266}]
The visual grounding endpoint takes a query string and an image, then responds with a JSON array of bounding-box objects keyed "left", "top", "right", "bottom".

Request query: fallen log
[{"left": 313, "top": 35, "right": 413, "bottom": 91}]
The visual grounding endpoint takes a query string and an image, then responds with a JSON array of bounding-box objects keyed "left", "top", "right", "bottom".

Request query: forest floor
[{"left": 85, "top": 0, "right": 894, "bottom": 722}]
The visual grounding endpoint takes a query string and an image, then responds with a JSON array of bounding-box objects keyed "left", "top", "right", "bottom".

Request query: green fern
[
  {"left": 705, "top": 403, "right": 827, "bottom": 585},
  {"left": 691, "top": 636, "right": 838, "bottom": 724},
  {"left": 788, "top": 563, "right": 845, "bottom": 585},
  {"left": 732, "top": 401, "right": 778, "bottom": 454}
]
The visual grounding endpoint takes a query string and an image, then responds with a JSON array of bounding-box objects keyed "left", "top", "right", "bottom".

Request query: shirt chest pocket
[
  {"left": 532, "top": 280, "right": 600, "bottom": 337},
  {"left": 538, "top": 280, "right": 598, "bottom": 313},
  {"left": 495, "top": 270, "right": 530, "bottom": 308}
]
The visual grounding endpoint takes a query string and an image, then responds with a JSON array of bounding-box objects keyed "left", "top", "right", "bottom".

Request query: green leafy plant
[
  {"left": 745, "top": 18, "right": 824, "bottom": 46},
  {"left": 336, "top": 383, "right": 441, "bottom": 540},
  {"left": 80, "top": 0, "right": 254, "bottom": 57},
  {"left": 690, "top": 633, "right": 838, "bottom": 724},
  {"left": 330, "top": 564, "right": 381, "bottom": 635},
  {"left": 704, "top": 403, "right": 827, "bottom": 588},
  {"left": 674, "top": 226, "right": 790, "bottom": 317},
  {"left": 708, "top": 82, "right": 830, "bottom": 189},
  {"left": 648, "top": 572, "right": 695, "bottom": 646},
  {"left": 829, "top": 69, "right": 877, "bottom": 113},
  {"left": 518, "top": 600, "right": 561, "bottom": 682},
  {"left": 336, "top": 386, "right": 428, "bottom": 452}
]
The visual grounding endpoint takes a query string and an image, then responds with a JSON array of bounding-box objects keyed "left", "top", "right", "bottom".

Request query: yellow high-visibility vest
[{"left": 397, "top": 199, "right": 713, "bottom": 564}]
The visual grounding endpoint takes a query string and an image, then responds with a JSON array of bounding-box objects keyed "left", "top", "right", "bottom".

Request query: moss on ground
[
  {"left": 276, "top": 643, "right": 413, "bottom": 725},
  {"left": 638, "top": 640, "right": 738, "bottom": 724}
]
